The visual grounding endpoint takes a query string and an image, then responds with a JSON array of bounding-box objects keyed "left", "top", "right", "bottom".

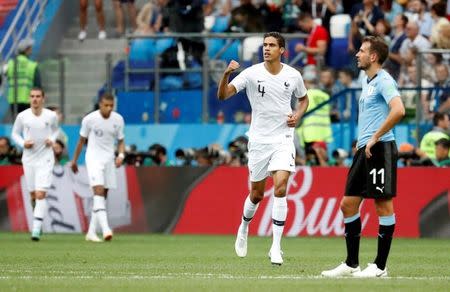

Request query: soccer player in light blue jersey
[{"left": 322, "top": 36, "right": 405, "bottom": 278}]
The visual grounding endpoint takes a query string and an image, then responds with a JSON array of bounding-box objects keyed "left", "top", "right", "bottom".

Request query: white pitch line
[{"left": 0, "top": 273, "right": 449, "bottom": 281}]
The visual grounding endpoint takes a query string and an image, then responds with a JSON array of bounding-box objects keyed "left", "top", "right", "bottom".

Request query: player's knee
[
  {"left": 374, "top": 200, "right": 393, "bottom": 216},
  {"left": 35, "top": 192, "right": 46, "bottom": 200},
  {"left": 95, "top": 0, "right": 103, "bottom": 11},
  {"left": 93, "top": 186, "right": 105, "bottom": 196},
  {"left": 340, "top": 199, "right": 357, "bottom": 217},
  {"left": 274, "top": 184, "right": 287, "bottom": 197},
  {"left": 250, "top": 190, "right": 264, "bottom": 203},
  {"left": 80, "top": 1, "right": 88, "bottom": 10}
]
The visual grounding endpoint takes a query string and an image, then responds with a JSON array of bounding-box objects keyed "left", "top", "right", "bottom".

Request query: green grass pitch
[{"left": 0, "top": 233, "right": 449, "bottom": 291}]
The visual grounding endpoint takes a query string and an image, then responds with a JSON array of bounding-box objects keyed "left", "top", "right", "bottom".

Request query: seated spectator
[
  {"left": 399, "top": 64, "right": 433, "bottom": 121},
  {"left": 53, "top": 139, "right": 69, "bottom": 166},
  {"left": 144, "top": 143, "right": 173, "bottom": 166},
  {"left": 385, "top": 14, "right": 408, "bottom": 80},
  {"left": 135, "top": 0, "right": 166, "bottom": 35},
  {"left": 307, "top": 0, "right": 342, "bottom": 33},
  {"left": 348, "top": 0, "right": 384, "bottom": 55},
  {"left": 79, "top": 0, "right": 106, "bottom": 41},
  {"left": 373, "top": 18, "right": 391, "bottom": 44},
  {"left": 227, "top": 136, "right": 248, "bottom": 166},
  {"left": 422, "top": 53, "right": 443, "bottom": 84},
  {"left": 429, "top": 1, "right": 449, "bottom": 48},
  {"left": 347, "top": 0, "right": 384, "bottom": 75},
  {"left": 0, "top": 136, "right": 21, "bottom": 165},
  {"left": 336, "top": 68, "right": 359, "bottom": 120},
  {"left": 295, "top": 12, "right": 329, "bottom": 67},
  {"left": 399, "top": 20, "right": 431, "bottom": 65},
  {"left": 431, "top": 138, "right": 450, "bottom": 167},
  {"left": 431, "top": 63, "right": 450, "bottom": 114},
  {"left": 419, "top": 112, "right": 450, "bottom": 158},
  {"left": 259, "top": 1, "right": 283, "bottom": 32},
  {"left": 166, "top": 0, "right": 206, "bottom": 33},
  {"left": 0, "top": 137, "right": 12, "bottom": 165},
  {"left": 407, "top": 138, "right": 450, "bottom": 167},
  {"left": 204, "top": 0, "right": 232, "bottom": 17},
  {"left": 229, "top": 0, "right": 263, "bottom": 32},
  {"left": 404, "top": 0, "right": 433, "bottom": 38},
  {"left": 282, "top": 0, "right": 309, "bottom": 32},
  {"left": 318, "top": 68, "right": 340, "bottom": 121},
  {"left": 165, "top": 0, "right": 206, "bottom": 63},
  {"left": 434, "top": 23, "right": 450, "bottom": 49},
  {"left": 329, "top": 148, "right": 348, "bottom": 167},
  {"left": 379, "top": 0, "right": 404, "bottom": 24}
]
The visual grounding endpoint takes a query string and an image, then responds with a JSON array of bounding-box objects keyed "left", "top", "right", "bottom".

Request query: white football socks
[
  {"left": 93, "top": 195, "right": 111, "bottom": 233},
  {"left": 271, "top": 196, "right": 287, "bottom": 250},
  {"left": 32, "top": 198, "right": 47, "bottom": 232},
  {"left": 241, "top": 195, "right": 259, "bottom": 229}
]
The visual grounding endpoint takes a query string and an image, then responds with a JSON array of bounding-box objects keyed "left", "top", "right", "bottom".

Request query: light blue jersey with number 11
[{"left": 357, "top": 69, "right": 401, "bottom": 149}]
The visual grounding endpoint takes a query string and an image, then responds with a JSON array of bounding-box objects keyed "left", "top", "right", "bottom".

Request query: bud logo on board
[{"left": 257, "top": 167, "right": 369, "bottom": 237}]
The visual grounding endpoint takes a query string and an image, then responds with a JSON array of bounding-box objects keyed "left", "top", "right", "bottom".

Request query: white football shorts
[
  {"left": 86, "top": 159, "right": 117, "bottom": 189},
  {"left": 247, "top": 140, "right": 296, "bottom": 182},
  {"left": 23, "top": 158, "right": 54, "bottom": 192}
]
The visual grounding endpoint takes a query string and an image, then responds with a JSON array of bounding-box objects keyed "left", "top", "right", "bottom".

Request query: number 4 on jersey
[{"left": 258, "top": 84, "right": 266, "bottom": 97}]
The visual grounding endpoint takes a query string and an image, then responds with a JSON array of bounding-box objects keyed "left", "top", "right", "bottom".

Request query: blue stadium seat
[
  {"left": 207, "top": 39, "right": 240, "bottom": 62},
  {"left": 117, "top": 90, "right": 203, "bottom": 123},
  {"left": 117, "top": 91, "right": 155, "bottom": 123},
  {"left": 208, "top": 86, "right": 251, "bottom": 123},
  {"left": 112, "top": 60, "right": 155, "bottom": 90},
  {"left": 211, "top": 15, "right": 230, "bottom": 32},
  {"left": 129, "top": 39, "right": 155, "bottom": 62},
  {"left": 155, "top": 37, "right": 175, "bottom": 54},
  {"left": 327, "top": 38, "right": 350, "bottom": 70},
  {"left": 159, "top": 90, "right": 202, "bottom": 123}
]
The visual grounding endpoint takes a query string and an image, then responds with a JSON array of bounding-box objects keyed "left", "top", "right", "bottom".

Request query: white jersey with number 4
[
  {"left": 230, "top": 62, "right": 307, "bottom": 144},
  {"left": 80, "top": 110, "right": 125, "bottom": 164},
  {"left": 11, "top": 108, "right": 59, "bottom": 164}
]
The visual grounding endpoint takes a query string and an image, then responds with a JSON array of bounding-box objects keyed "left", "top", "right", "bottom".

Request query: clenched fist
[{"left": 225, "top": 60, "right": 240, "bottom": 75}]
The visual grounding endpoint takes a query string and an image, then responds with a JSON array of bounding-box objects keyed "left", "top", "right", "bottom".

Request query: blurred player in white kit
[
  {"left": 70, "top": 93, "right": 125, "bottom": 242},
  {"left": 12, "top": 87, "right": 59, "bottom": 241}
]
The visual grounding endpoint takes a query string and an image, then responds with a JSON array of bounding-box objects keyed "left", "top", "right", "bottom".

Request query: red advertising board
[
  {"left": 1, "top": 166, "right": 449, "bottom": 237},
  {"left": 172, "top": 167, "right": 450, "bottom": 238}
]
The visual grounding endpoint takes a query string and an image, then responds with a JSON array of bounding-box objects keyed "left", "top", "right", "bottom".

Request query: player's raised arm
[
  {"left": 70, "top": 136, "right": 87, "bottom": 173},
  {"left": 217, "top": 60, "right": 240, "bottom": 100}
]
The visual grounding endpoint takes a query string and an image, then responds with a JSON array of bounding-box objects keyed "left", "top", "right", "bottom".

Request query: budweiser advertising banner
[{"left": 0, "top": 166, "right": 449, "bottom": 238}]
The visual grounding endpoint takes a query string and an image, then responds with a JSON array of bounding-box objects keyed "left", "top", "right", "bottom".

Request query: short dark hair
[
  {"left": 149, "top": 143, "right": 167, "bottom": 156},
  {"left": 99, "top": 92, "right": 115, "bottom": 102},
  {"left": 435, "top": 138, "right": 450, "bottom": 149},
  {"left": 298, "top": 12, "right": 313, "bottom": 22},
  {"left": 362, "top": 36, "right": 389, "bottom": 65},
  {"left": 55, "top": 139, "right": 65, "bottom": 149},
  {"left": 30, "top": 87, "right": 45, "bottom": 97},
  {"left": 0, "top": 136, "right": 11, "bottom": 147},
  {"left": 431, "top": 2, "right": 447, "bottom": 18},
  {"left": 400, "top": 14, "right": 408, "bottom": 27},
  {"left": 263, "top": 32, "right": 285, "bottom": 49},
  {"left": 433, "top": 112, "right": 448, "bottom": 126}
]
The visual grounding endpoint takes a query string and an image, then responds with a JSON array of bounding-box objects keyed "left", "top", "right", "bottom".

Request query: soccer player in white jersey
[
  {"left": 11, "top": 88, "right": 59, "bottom": 241},
  {"left": 217, "top": 32, "right": 309, "bottom": 265},
  {"left": 70, "top": 93, "right": 125, "bottom": 242}
]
